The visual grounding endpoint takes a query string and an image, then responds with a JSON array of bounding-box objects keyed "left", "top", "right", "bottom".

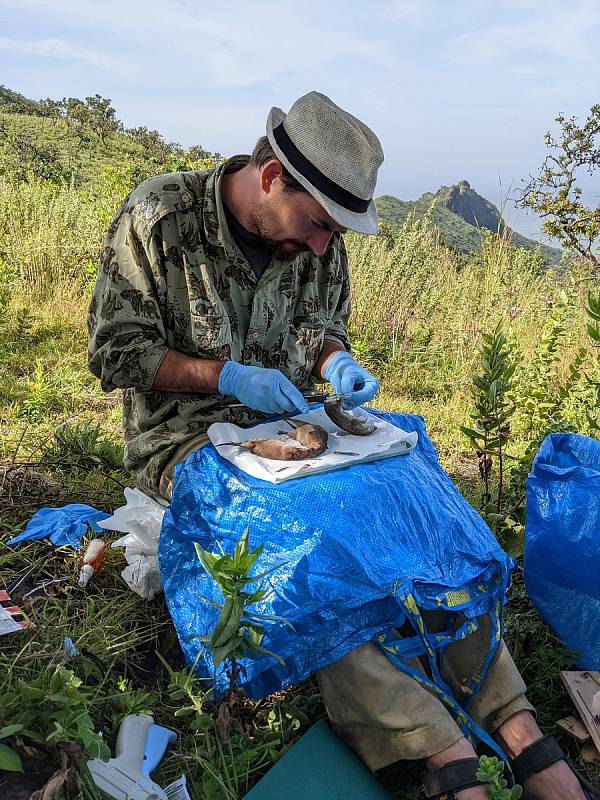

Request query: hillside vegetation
[
  {"left": 376, "top": 180, "right": 562, "bottom": 265},
  {"left": 1, "top": 86, "right": 599, "bottom": 798}
]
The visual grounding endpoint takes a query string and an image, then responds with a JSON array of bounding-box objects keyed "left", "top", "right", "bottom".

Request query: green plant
[
  {"left": 477, "top": 756, "right": 522, "bottom": 799},
  {"left": 517, "top": 104, "right": 600, "bottom": 269},
  {"left": 585, "top": 291, "right": 600, "bottom": 433},
  {"left": 157, "top": 653, "right": 213, "bottom": 731},
  {"left": 1, "top": 128, "right": 71, "bottom": 183},
  {"left": 21, "top": 362, "right": 56, "bottom": 421},
  {"left": 0, "top": 665, "right": 110, "bottom": 760},
  {"left": 461, "top": 322, "right": 517, "bottom": 517},
  {"left": 194, "top": 528, "right": 290, "bottom": 699},
  {"left": 511, "top": 295, "right": 583, "bottom": 441},
  {"left": 0, "top": 724, "right": 24, "bottom": 772},
  {"left": 51, "top": 419, "right": 125, "bottom": 470}
]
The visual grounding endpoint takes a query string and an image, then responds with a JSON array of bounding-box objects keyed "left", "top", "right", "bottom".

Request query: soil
[{"left": 0, "top": 742, "right": 80, "bottom": 800}]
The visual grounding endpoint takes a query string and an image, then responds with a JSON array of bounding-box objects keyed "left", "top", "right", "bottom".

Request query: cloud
[
  {"left": 448, "top": 0, "right": 600, "bottom": 67},
  {"left": 0, "top": 0, "right": 390, "bottom": 90},
  {"left": 0, "top": 36, "right": 110, "bottom": 68}
]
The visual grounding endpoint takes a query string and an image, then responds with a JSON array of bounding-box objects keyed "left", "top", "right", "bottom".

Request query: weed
[
  {"left": 461, "top": 322, "right": 516, "bottom": 516},
  {"left": 0, "top": 665, "right": 110, "bottom": 759},
  {"left": 194, "top": 528, "right": 290, "bottom": 699},
  {"left": 585, "top": 291, "right": 600, "bottom": 432},
  {"left": 477, "top": 756, "right": 522, "bottom": 799}
]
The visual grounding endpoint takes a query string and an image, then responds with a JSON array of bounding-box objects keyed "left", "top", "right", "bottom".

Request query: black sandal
[
  {"left": 511, "top": 734, "right": 600, "bottom": 799},
  {"left": 423, "top": 757, "right": 487, "bottom": 798}
]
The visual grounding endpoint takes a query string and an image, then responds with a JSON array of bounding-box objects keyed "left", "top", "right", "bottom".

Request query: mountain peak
[
  {"left": 375, "top": 182, "right": 561, "bottom": 265},
  {"left": 435, "top": 180, "right": 505, "bottom": 232}
]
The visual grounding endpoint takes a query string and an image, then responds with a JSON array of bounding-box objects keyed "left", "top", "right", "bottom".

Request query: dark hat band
[{"left": 272, "top": 122, "right": 370, "bottom": 214}]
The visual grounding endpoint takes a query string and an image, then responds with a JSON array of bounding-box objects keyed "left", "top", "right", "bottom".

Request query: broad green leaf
[
  {"left": 0, "top": 743, "right": 23, "bottom": 772},
  {"left": 0, "top": 724, "right": 24, "bottom": 740}
]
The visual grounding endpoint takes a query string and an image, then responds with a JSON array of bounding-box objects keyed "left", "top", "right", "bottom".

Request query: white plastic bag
[{"left": 98, "top": 487, "right": 166, "bottom": 600}]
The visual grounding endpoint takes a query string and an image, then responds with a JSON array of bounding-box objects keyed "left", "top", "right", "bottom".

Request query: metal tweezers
[{"left": 226, "top": 391, "right": 352, "bottom": 410}]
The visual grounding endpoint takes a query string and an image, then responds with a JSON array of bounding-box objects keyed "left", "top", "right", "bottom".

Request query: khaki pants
[
  {"left": 317, "top": 612, "right": 534, "bottom": 772},
  {"left": 157, "top": 433, "right": 210, "bottom": 501},
  {"left": 159, "top": 440, "right": 533, "bottom": 774}
]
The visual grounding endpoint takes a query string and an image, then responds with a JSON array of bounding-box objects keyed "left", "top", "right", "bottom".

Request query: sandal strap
[
  {"left": 423, "top": 757, "right": 484, "bottom": 798},
  {"left": 510, "top": 735, "right": 564, "bottom": 785}
]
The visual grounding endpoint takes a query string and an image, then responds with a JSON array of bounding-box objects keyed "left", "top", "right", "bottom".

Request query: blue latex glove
[
  {"left": 324, "top": 351, "right": 380, "bottom": 409},
  {"left": 7, "top": 504, "right": 110, "bottom": 549},
  {"left": 218, "top": 361, "right": 309, "bottom": 415}
]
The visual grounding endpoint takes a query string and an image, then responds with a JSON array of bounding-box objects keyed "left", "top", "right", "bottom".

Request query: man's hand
[
  {"left": 323, "top": 351, "right": 379, "bottom": 409},
  {"left": 218, "top": 361, "right": 310, "bottom": 415}
]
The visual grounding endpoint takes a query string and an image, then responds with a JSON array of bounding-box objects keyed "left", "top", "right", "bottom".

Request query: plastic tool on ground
[
  {"left": 242, "top": 719, "right": 392, "bottom": 799},
  {"left": 87, "top": 714, "right": 191, "bottom": 800}
]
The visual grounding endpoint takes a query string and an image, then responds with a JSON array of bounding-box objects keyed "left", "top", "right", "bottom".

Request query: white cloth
[
  {"left": 98, "top": 487, "right": 166, "bottom": 600},
  {"left": 208, "top": 408, "right": 418, "bottom": 483}
]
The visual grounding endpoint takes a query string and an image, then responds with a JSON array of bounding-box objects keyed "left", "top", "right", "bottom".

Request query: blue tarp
[
  {"left": 159, "top": 411, "right": 513, "bottom": 698},
  {"left": 525, "top": 432, "right": 600, "bottom": 669}
]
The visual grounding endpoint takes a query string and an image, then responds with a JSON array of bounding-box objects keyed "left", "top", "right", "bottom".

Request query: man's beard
[{"left": 250, "top": 205, "right": 310, "bottom": 263}]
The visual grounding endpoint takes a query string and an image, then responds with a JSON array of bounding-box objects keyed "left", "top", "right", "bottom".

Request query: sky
[{"left": 1, "top": 0, "right": 599, "bottom": 240}]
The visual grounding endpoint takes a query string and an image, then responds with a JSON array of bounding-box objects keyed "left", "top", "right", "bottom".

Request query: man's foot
[
  {"left": 520, "top": 758, "right": 587, "bottom": 800},
  {"left": 495, "top": 710, "right": 587, "bottom": 800},
  {"left": 425, "top": 738, "right": 488, "bottom": 799}
]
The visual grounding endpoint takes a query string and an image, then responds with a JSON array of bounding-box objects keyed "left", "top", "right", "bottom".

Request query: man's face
[{"left": 251, "top": 175, "right": 347, "bottom": 262}]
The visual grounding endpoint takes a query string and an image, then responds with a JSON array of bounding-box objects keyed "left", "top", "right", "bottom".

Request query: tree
[
  {"left": 38, "top": 98, "right": 65, "bottom": 127},
  {"left": 84, "top": 94, "right": 121, "bottom": 143},
  {"left": 517, "top": 105, "right": 600, "bottom": 269},
  {"left": 62, "top": 94, "right": 121, "bottom": 145},
  {"left": 124, "top": 126, "right": 172, "bottom": 161},
  {"left": 188, "top": 144, "right": 222, "bottom": 161}
]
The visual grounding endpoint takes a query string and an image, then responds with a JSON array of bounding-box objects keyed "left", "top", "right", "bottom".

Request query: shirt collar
[{"left": 202, "top": 154, "right": 249, "bottom": 252}]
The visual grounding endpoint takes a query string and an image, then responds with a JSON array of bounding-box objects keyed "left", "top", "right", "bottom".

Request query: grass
[
  {"left": 0, "top": 112, "right": 149, "bottom": 188},
  {"left": 1, "top": 170, "right": 599, "bottom": 797}
]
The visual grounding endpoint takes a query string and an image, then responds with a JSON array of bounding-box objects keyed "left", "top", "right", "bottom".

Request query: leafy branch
[
  {"left": 517, "top": 105, "right": 600, "bottom": 268},
  {"left": 461, "top": 322, "right": 516, "bottom": 517},
  {"left": 195, "top": 528, "right": 291, "bottom": 701}
]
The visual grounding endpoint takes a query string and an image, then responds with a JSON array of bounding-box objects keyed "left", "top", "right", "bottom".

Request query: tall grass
[
  {"left": 0, "top": 178, "right": 105, "bottom": 300},
  {"left": 345, "top": 219, "right": 555, "bottom": 368}
]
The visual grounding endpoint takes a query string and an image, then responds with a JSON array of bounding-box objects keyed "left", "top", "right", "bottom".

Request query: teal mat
[{"left": 243, "top": 720, "right": 393, "bottom": 799}]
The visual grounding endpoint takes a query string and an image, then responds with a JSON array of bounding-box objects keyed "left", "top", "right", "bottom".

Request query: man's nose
[{"left": 306, "top": 231, "right": 333, "bottom": 256}]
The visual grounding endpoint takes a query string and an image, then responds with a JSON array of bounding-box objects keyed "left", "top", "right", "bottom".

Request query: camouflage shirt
[{"left": 87, "top": 156, "right": 351, "bottom": 495}]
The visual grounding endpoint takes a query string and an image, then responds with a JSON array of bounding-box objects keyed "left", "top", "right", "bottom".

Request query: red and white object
[{"left": 78, "top": 539, "right": 106, "bottom": 587}]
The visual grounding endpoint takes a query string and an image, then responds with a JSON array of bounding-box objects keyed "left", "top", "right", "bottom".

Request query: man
[{"left": 88, "top": 92, "right": 593, "bottom": 799}]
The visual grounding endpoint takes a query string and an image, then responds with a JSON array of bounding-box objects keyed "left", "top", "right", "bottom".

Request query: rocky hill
[{"left": 376, "top": 180, "right": 562, "bottom": 265}]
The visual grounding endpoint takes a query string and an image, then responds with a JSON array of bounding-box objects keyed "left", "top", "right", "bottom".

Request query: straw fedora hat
[{"left": 266, "top": 91, "right": 384, "bottom": 235}]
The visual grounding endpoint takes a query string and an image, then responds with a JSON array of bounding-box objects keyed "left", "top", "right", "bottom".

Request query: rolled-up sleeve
[
  {"left": 324, "top": 236, "right": 351, "bottom": 352},
  {"left": 87, "top": 208, "right": 169, "bottom": 392}
]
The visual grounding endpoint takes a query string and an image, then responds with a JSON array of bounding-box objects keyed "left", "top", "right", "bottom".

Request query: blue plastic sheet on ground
[
  {"left": 7, "top": 504, "right": 110, "bottom": 549},
  {"left": 525, "top": 432, "right": 600, "bottom": 669},
  {"left": 159, "top": 411, "right": 513, "bottom": 698}
]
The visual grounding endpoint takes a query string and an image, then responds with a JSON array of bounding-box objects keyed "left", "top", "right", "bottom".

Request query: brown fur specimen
[
  {"left": 324, "top": 399, "right": 376, "bottom": 435},
  {"left": 221, "top": 417, "right": 329, "bottom": 461}
]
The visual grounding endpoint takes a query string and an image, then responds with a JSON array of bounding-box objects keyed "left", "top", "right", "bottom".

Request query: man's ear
[{"left": 259, "top": 159, "right": 284, "bottom": 194}]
